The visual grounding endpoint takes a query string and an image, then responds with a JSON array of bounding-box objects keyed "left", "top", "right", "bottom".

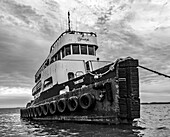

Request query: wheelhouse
[
  {"left": 32, "top": 30, "right": 101, "bottom": 98},
  {"left": 35, "top": 30, "right": 98, "bottom": 83}
]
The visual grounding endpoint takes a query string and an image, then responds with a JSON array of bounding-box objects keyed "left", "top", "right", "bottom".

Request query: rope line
[
  {"left": 88, "top": 57, "right": 132, "bottom": 79},
  {"left": 88, "top": 64, "right": 115, "bottom": 79},
  {"left": 138, "top": 65, "right": 170, "bottom": 79},
  {"left": 88, "top": 56, "right": 170, "bottom": 80}
]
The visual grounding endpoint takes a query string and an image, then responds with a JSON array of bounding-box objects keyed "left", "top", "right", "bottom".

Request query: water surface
[{"left": 0, "top": 104, "right": 169, "bottom": 137}]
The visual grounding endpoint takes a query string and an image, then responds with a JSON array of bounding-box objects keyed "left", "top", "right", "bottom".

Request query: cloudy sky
[{"left": 0, "top": 0, "right": 170, "bottom": 108}]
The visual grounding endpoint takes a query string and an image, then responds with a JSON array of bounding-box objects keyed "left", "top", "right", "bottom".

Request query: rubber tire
[
  {"left": 37, "top": 105, "right": 43, "bottom": 117},
  {"left": 49, "top": 101, "right": 57, "bottom": 115},
  {"left": 79, "top": 93, "right": 95, "bottom": 110},
  {"left": 67, "top": 96, "right": 78, "bottom": 112},
  {"left": 41, "top": 103, "right": 49, "bottom": 116},
  {"left": 57, "top": 98, "right": 67, "bottom": 113}
]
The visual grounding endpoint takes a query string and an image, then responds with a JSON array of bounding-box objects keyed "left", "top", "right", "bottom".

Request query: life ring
[
  {"left": 37, "top": 105, "right": 42, "bottom": 117},
  {"left": 79, "top": 93, "right": 95, "bottom": 110},
  {"left": 67, "top": 96, "right": 79, "bottom": 112},
  {"left": 57, "top": 98, "right": 67, "bottom": 113},
  {"left": 41, "top": 103, "right": 49, "bottom": 116},
  {"left": 49, "top": 101, "right": 57, "bottom": 115}
]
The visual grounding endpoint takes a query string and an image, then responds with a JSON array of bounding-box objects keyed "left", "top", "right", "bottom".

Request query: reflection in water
[
  {"left": 0, "top": 104, "right": 170, "bottom": 137},
  {"left": 20, "top": 119, "right": 141, "bottom": 137}
]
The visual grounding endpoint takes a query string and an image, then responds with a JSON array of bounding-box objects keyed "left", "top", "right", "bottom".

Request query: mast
[{"left": 68, "top": 11, "right": 71, "bottom": 31}]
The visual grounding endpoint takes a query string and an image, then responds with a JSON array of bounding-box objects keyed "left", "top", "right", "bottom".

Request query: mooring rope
[
  {"left": 88, "top": 57, "right": 134, "bottom": 79},
  {"left": 88, "top": 64, "right": 114, "bottom": 79},
  {"left": 88, "top": 56, "right": 170, "bottom": 79},
  {"left": 88, "top": 58, "right": 121, "bottom": 79},
  {"left": 138, "top": 65, "right": 170, "bottom": 79}
]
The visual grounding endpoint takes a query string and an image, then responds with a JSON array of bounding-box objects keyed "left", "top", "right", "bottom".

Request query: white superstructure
[{"left": 32, "top": 14, "right": 111, "bottom": 99}]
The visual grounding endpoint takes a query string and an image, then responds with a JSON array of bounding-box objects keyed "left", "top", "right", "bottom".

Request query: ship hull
[{"left": 20, "top": 57, "right": 140, "bottom": 125}]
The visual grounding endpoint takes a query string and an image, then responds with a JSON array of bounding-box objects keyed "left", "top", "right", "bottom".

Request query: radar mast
[{"left": 68, "top": 11, "right": 71, "bottom": 31}]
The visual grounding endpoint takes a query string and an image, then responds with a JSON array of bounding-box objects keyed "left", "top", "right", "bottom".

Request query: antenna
[{"left": 68, "top": 11, "right": 71, "bottom": 31}]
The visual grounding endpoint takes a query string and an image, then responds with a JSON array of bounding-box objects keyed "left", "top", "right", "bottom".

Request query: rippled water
[{"left": 0, "top": 104, "right": 170, "bottom": 137}]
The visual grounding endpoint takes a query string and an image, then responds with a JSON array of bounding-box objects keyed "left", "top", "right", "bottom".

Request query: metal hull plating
[{"left": 20, "top": 58, "right": 140, "bottom": 125}]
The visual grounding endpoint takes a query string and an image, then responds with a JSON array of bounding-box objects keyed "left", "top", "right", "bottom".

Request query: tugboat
[{"left": 20, "top": 12, "right": 140, "bottom": 124}]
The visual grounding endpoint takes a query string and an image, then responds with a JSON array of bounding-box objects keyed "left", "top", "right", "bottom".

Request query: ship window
[
  {"left": 81, "top": 45, "right": 87, "bottom": 54},
  {"left": 65, "top": 45, "right": 71, "bottom": 55},
  {"left": 86, "top": 61, "right": 90, "bottom": 72},
  {"left": 57, "top": 52, "right": 61, "bottom": 60},
  {"left": 68, "top": 72, "right": 74, "bottom": 80},
  {"left": 51, "top": 53, "right": 58, "bottom": 63},
  {"left": 38, "top": 74, "right": 41, "bottom": 80},
  {"left": 45, "top": 59, "right": 49, "bottom": 66},
  {"left": 62, "top": 47, "right": 65, "bottom": 58},
  {"left": 50, "top": 58, "right": 54, "bottom": 64},
  {"left": 35, "top": 73, "right": 41, "bottom": 83},
  {"left": 43, "top": 77, "right": 53, "bottom": 89},
  {"left": 88, "top": 45, "right": 95, "bottom": 55},
  {"left": 73, "top": 44, "right": 80, "bottom": 54}
]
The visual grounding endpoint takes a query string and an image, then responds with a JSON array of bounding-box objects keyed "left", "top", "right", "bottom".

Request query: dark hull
[{"left": 20, "top": 57, "right": 140, "bottom": 125}]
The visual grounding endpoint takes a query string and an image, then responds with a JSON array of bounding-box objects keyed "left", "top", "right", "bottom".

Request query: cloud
[
  {"left": 0, "top": 24, "right": 52, "bottom": 89},
  {"left": 140, "top": 77, "right": 170, "bottom": 102},
  {"left": 0, "top": 0, "right": 63, "bottom": 37},
  {"left": 0, "top": 86, "right": 30, "bottom": 96},
  {"left": 0, "top": 0, "right": 41, "bottom": 26},
  {"left": 85, "top": 0, "right": 170, "bottom": 103},
  {"left": 0, "top": 96, "right": 31, "bottom": 108},
  {"left": 0, "top": 0, "right": 62, "bottom": 108},
  {"left": 0, "top": 0, "right": 170, "bottom": 107},
  {"left": 0, "top": 86, "right": 33, "bottom": 108},
  {"left": 140, "top": 92, "right": 170, "bottom": 103}
]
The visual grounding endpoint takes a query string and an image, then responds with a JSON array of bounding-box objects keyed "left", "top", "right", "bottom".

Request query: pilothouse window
[
  {"left": 62, "top": 47, "right": 65, "bottom": 58},
  {"left": 57, "top": 52, "right": 61, "bottom": 60},
  {"left": 81, "top": 45, "right": 87, "bottom": 54},
  {"left": 88, "top": 45, "right": 95, "bottom": 55},
  {"left": 65, "top": 45, "right": 71, "bottom": 55},
  {"left": 72, "top": 44, "right": 80, "bottom": 54}
]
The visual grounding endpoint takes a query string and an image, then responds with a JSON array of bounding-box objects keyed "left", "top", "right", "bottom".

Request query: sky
[{"left": 0, "top": 0, "right": 170, "bottom": 108}]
